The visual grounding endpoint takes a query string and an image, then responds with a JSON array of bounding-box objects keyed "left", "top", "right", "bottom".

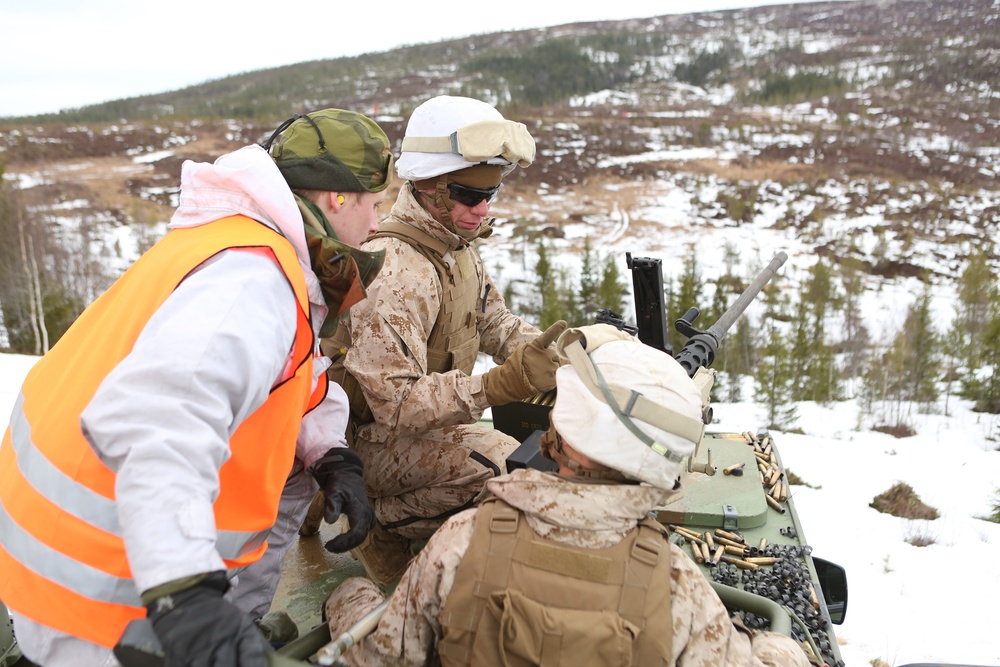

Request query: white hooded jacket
[
  {"left": 12, "top": 145, "right": 351, "bottom": 667},
  {"left": 83, "top": 144, "right": 347, "bottom": 589}
]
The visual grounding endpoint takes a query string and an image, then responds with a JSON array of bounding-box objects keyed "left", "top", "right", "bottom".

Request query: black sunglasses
[{"left": 447, "top": 182, "right": 503, "bottom": 207}]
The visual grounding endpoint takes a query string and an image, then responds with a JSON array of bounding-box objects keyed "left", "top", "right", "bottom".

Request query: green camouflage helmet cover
[{"left": 266, "top": 109, "right": 393, "bottom": 193}]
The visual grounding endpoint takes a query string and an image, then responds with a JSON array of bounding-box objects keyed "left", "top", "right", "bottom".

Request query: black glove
[
  {"left": 308, "top": 447, "right": 376, "bottom": 553},
  {"left": 146, "top": 571, "right": 269, "bottom": 667}
]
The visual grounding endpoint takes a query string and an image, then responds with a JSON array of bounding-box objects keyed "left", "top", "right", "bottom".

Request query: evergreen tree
[
  {"left": 858, "top": 343, "right": 910, "bottom": 430},
  {"left": 968, "top": 295, "right": 1000, "bottom": 414},
  {"left": 578, "top": 237, "right": 598, "bottom": 323},
  {"left": 754, "top": 319, "right": 798, "bottom": 430},
  {"left": 558, "top": 267, "right": 583, "bottom": 326},
  {"left": 665, "top": 247, "right": 704, "bottom": 352},
  {"left": 873, "top": 287, "right": 941, "bottom": 415},
  {"left": 595, "top": 254, "right": 626, "bottom": 318},
  {"left": 790, "top": 283, "right": 842, "bottom": 404},
  {"left": 715, "top": 312, "right": 757, "bottom": 404},
  {"left": 675, "top": 247, "right": 704, "bottom": 324},
  {"left": 952, "top": 248, "right": 998, "bottom": 370},
  {"left": 901, "top": 286, "right": 941, "bottom": 406},
  {"left": 535, "top": 241, "right": 565, "bottom": 329},
  {"left": 839, "top": 256, "right": 871, "bottom": 382},
  {"left": 803, "top": 256, "right": 839, "bottom": 343},
  {"left": 787, "top": 297, "right": 812, "bottom": 399}
]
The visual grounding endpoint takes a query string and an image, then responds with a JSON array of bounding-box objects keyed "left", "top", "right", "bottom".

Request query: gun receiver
[{"left": 625, "top": 254, "right": 672, "bottom": 355}]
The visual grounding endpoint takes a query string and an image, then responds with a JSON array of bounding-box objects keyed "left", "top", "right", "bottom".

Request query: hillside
[{"left": 0, "top": 0, "right": 998, "bottom": 415}]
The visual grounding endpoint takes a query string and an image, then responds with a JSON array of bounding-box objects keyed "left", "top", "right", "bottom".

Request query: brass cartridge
[
  {"left": 670, "top": 525, "right": 704, "bottom": 542},
  {"left": 745, "top": 557, "right": 779, "bottom": 566},
  {"left": 713, "top": 535, "right": 746, "bottom": 549},
  {"left": 765, "top": 494, "right": 786, "bottom": 513},
  {"left": 720, "top": 556, "right": 758, "bottom": 570},
  {"left": 714, "top": 529, "right": 745, "bottom": 543},
  {"left": 723, "top": 462, "right": 746, "bottom": 476},
  {"left": 711, "top": 545, "right": 725, "bottom": 566}
]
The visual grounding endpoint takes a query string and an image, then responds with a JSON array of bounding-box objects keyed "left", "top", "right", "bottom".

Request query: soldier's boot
[
  {"left": 298, "top": 490, "right": 325, "bottom": 537},
  {"left": 349, "top": 521, "right": 411, "bottom": 588}
]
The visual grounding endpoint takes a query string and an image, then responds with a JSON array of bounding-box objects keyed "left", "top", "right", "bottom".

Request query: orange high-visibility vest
[{"left": 0, "top": 215, "right": 325, "bottom": 648}]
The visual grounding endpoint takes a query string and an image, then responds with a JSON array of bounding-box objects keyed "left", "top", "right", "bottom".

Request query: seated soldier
[{"left": 324, "top": 325, "right": 811, "bottom": 667}]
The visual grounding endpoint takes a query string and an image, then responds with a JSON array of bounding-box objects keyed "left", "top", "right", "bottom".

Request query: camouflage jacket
[
  {"left": 326, "top": 469, "right": 810, "bottom": 667},
  {"left": 341, "top": 185, "right": 538, "bottom": 437}
]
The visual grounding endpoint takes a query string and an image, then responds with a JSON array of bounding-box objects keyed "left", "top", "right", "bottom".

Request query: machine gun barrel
[
  {"left": 708, "top": 252, "right": 787, "bottom": 341},
  {"left": 674, "top": 251, "right": 787, "bottom": 377}
]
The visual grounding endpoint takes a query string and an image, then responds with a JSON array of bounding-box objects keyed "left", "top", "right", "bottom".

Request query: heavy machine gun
[{"left": 497, "top": 250, "right": 850, "bottom": 667}]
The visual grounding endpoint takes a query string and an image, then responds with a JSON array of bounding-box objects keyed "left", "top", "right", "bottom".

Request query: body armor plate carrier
[{"left": 438, "top": 498, "right": 674, "bottom": 667}]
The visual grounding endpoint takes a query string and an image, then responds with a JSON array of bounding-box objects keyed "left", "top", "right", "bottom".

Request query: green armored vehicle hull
[
  {"left": 252, "top": 425, "right": 850, "bottom": 666},
  {"left": 493, "top": 413, "right": 847, "bottom": 667}
]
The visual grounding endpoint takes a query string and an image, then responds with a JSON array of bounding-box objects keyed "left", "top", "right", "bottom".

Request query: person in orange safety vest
[{"left": 0, "top": 109, "right": 393, "bottom": 667}]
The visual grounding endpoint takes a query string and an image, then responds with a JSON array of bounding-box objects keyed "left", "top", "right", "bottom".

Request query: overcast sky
[{"left": 0, "top": 0, "right": 852, "bottom": 118}]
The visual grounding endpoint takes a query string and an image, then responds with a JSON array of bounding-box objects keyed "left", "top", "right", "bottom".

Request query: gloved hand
[
  {"left": 308, "top": 447, "right": 376, "bottom": 553},
  {"left": 146, "top": 571, "right": 269, "bottom": 667},
  {"left": 482, "top": 320, "right": 567, "bottom": 406}
]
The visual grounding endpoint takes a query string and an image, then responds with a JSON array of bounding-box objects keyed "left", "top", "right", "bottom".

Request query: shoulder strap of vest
[
  {"left": 618, "top": 517, "right": 671, "bottom": 625},
  {"left": 370, "top": 219, "right": 457, "bottom": 301},
  {"left": 373, "top": 220, "right": 450, "bottom": 257},
  {"left": 476, "top": 498, "right": 521, "bottom": 594}
]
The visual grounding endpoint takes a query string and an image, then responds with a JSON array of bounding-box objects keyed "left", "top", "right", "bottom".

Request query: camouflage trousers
[{"left": 353, "top": 422, "right": 519, "bottom": 540}]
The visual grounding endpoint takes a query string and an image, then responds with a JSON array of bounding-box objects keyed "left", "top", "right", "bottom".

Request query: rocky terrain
[{"left": 0, "top": 0, "right": 997, "bottom": 348}]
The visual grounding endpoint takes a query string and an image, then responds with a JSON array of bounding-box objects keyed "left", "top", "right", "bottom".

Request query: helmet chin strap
[
  {"left": 431, "top": 179, "right": 461, "bottom": 235},
  {"left": 434, "top": 179, "right": 488, "bottom": 240},
  {"left": 539, "top": 425, "right": 630, "bottom": 483},
  {"left": 412, "top": 179, "right": 486, "bottom": 240}
]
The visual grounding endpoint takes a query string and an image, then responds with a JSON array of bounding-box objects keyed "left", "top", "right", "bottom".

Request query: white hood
[{"left": 169, "top": 144, "right": 309, "bottom": 265}]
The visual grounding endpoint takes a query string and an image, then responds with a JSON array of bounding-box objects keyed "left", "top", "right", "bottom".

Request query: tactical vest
[
  {"left": 328, "top": 220, "right": 482, "bottom": 426},
  {"left": 438, "top": 498, "right": 674, "bottom": 667}
]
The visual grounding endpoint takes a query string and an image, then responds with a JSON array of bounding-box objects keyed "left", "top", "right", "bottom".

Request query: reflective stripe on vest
[{"left": 0, "top": 215, "right": 319, "bottom": 648}]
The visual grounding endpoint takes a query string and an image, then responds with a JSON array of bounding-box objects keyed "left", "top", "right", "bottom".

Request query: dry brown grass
[
  {"left": 684, "top": 157, "right": 819, "bottom": 183},
  {"left": 871, "top": 423, "right": 917, "bottom": 438},
  {"left": 903, "top": 522, "right": 937, "bottom": 547},
  {"left": 870, "top": 482, "right": 939, "bottom": 521},
  {"left": 784, "top": 469, "right": 820, "bottom": 489}
]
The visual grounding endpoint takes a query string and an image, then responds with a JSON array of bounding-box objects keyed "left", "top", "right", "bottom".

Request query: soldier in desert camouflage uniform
[
  {"left": 324, "top": 325, "right": 812, "bottom": 667},
  {"left": 325, "top": 96, "right": 566, "bottom": 585}
]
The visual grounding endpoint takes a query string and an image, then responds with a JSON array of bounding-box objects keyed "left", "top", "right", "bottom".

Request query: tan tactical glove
[{"left": 482, "top": 320, "right": 568, "bottom": 406}]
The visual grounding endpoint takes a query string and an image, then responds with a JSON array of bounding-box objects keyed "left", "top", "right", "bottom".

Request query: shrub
[
  {"left": 870, "top": 482, "right": 939, "bottom": 520},
  {"left": 785, "top": 469, "right": 819, "bottom": 489},
  {"left": 903, "top": 521, "right": 937, "bottom": 547},
  {"left": 871, "top": 423, "right": 917, "bottom": 438}
]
